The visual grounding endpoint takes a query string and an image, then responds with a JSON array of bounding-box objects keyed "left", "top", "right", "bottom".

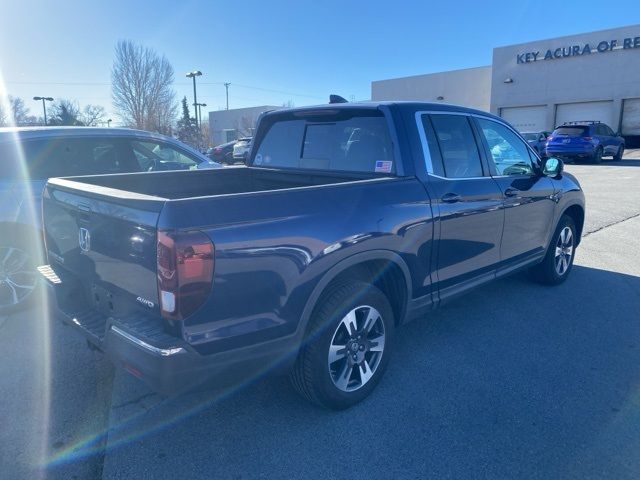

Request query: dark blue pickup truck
[{"left": 40, "top": 102, "right": 585, "bottom": 409}]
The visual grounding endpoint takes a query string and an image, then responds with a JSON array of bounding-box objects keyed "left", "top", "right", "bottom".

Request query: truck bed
[{"left": 61, "top": 166, "right": 383, "bottom": 200}]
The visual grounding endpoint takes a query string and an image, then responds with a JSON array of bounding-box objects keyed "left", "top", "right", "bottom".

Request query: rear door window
[
  {"left": 0, "top": 142, "right": 22, "bottom": 179},
  {"left": 253, "top": 112, "right": 395, "bottom": 174},
  {"left": 428, "top": 114, "right": 483, "bottom": 178},
  {"left": 23, "top": 138, "right": 83, "bottom": 179},
  {"left": 20, "top": 137, "right": 136, "bottom": 179}
]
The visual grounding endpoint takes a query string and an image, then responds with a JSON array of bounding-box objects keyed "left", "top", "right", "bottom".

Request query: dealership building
[{"left": 372, "top": 24, "right": 640, "bottom": 139}]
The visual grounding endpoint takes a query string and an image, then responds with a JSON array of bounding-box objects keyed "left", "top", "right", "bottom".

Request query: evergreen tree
[{"left": 176, "top": 96, "right": 199, "bottom": 147}]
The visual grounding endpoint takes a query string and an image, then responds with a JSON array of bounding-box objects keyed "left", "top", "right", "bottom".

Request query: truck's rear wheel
[{"left": 290, "top": 281, "right": 394, "bottom": 409}]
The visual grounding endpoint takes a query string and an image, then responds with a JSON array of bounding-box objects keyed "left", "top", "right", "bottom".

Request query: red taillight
[
  {"left": 214, "top": 148, "right": 222, "bottom": 153},
  {"left": 583, "top": 136, "right": 592, "bottom": 141},
  {"left": 157, "top": 230, "right": 214, "bottom": 321}
]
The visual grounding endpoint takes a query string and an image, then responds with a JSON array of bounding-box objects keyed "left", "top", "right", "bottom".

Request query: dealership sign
[{"left": 517, "top": 36, "right": 640, "bottom": 64}]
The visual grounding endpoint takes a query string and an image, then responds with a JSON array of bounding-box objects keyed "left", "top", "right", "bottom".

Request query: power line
[{"left": 230, "top": 83, "right": 325, "bottom": 100}]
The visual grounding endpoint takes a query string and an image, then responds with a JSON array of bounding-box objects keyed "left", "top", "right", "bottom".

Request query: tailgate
[{"left": 43, "top": 178, "right": 165, "bottom": 318}]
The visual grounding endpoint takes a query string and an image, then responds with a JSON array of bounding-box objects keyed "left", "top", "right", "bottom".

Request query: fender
[{"left": 295, "top": 249, "right": 413, "bottom": 339}]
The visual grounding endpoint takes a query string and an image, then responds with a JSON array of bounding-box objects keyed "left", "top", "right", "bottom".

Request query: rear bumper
[
  {"left": 39, "top": 264, "right": 296, "bottom": 395},
  {"left": 545, "top": 146, "right": 595, "bottom": 159}
]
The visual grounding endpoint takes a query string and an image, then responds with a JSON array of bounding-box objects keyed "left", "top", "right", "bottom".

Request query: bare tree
[
  {"left": 80, "top": 104, "right": 106, "bottom": 126},
  {"left": 111, "top": 40, "right": 177, "bottom": 133},
  {"left": 9, "top": 96, "right": 30, "bottom": 125},
  {"left": 200, "top": 121, "right": 210, "bottom": 148},
  {"left": 0, "top": 102, "right": 7, "bottom": 127}
]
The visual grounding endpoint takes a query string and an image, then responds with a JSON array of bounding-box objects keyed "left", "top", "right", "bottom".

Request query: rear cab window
[{"left": 251, "top": 109, "right": 396, "bottom": 174}]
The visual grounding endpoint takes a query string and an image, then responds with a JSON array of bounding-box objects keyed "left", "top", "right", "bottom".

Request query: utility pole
[
  {"left": 33, "top": 96, "right": 54, "bottom": 125},
  {"left": 224, "top": 82, "right": 230, "bottom": 110},
  {"left": 186, "top": 70, "right": 203, "bottom": 128},
  {"left": 194, "top": 103, "right": 207, "bottom": 128}
]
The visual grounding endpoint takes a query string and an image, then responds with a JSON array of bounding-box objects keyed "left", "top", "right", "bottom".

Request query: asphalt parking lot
[{"left": 2, "top": 155, "right": 639, "bottom": 480}]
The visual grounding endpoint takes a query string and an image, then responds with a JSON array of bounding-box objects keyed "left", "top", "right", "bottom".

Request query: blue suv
[{"left": 545, "top": 121, "right": 625, "bottom": 163}]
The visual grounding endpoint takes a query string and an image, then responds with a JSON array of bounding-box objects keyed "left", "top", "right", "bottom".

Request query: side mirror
[{"left": 541, "top": 157, "right": 563, "bottom": 177}]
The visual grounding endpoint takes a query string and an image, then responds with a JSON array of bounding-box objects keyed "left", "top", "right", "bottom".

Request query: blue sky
[{"left": 2, "top": 0, "right": 640, "bottom": 123}]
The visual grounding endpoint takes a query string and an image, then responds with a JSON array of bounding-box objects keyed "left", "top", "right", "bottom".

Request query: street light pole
[
  {"left": 186, "top": 70, "right": 202, "bottom": 129},
  {"left": 224, "top": 83, "right": 230, "bottom": 110},
  {"left": 33, "top": 96, "right": 54, "bottom": 125},
  {"left": 107, "top": 119, "right": 112, "bottom": 127}
]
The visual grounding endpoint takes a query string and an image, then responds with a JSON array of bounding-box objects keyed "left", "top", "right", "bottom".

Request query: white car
[{"left": 232, "top": 137, "right": 252, "bottom": 161}]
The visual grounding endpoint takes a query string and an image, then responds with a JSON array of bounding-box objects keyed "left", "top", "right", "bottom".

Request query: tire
[
  {"left": 614, "top": 144, "right": 624, "bottom": 161},
  {"left": 290, "top": 281, "right": 395, "bottom": 410},
  {"left": 0, "top": 230, "right": 41, "bottom": 314},
  {"left": 530, "top": 215, "right": 577, "bottom": 285},
  {"left": 592, "top": 146, "right": 603, "bottom": 164}
]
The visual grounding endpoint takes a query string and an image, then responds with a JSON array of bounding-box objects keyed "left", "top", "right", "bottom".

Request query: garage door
[
  {"left": 621, "top": 98, "right": 640, "bottom": 136},
  {"left": 555, "top": 101, "right": 614, "bottom": 129},
  {"left": 500, "top": 106, "right": 547, "bottom": 132}
]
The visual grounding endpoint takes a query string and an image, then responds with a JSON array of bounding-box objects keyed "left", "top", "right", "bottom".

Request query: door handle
[
  {"left": 504, "top": 187, "right": 520, "bottom": 197},
  {"left": 441, "top": 192, "right": 461, "bottom": 203}
]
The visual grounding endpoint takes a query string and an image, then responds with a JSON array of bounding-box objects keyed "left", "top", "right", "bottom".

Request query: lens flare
[
  {"left": 0, "top": 72, "right": 51, "bottom": 479},
  {"left": 45, "top": 357, "right": 292, "bottom": 467}
]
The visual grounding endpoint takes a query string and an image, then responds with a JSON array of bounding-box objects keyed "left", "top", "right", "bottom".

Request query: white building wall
[
  {"left": 208, "top": 105, "right": 281, "bottom": 146},
  {"left": 371, "top": 66, "right": 492, "bottom": 111}
]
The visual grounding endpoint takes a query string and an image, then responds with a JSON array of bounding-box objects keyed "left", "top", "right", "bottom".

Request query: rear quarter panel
[{"left": 159, "top": 178, "right": 434, "bottom": 354}]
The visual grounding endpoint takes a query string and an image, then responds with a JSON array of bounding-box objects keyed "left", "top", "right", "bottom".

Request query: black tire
[
  {"left": 290, "top": 281, "right": 395, "bottom": 410},
  {"left": 0, "top": 229, "right": 42, "bottom": 314},
  {"left": 614, "top": 144, "right": 624, "bottom": 161},
  {"left": 530, "top": 215, "right": 577, "bottom": 285},
  {"left": 592, "top": 146, "right": 603, "bottom": 164}
]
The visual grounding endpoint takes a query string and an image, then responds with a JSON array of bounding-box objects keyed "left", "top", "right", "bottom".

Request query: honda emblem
[{"left": 78, "top": 227, "right": 91, "bottom": 252}]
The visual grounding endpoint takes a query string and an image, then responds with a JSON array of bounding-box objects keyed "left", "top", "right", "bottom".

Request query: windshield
[{"left": 522, "top": 133, "right": 539, "bottom": 140}]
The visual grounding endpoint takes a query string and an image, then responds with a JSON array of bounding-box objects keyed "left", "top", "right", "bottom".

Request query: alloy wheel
[
  {"left": 554, "top": 227, "right": 574, "bottom": 276},
  {"left": 0, "top": 247, "right": 38, "bottom": 308},
  {"left": 328, "top": 305, "right": 386, "bottom": 393}
]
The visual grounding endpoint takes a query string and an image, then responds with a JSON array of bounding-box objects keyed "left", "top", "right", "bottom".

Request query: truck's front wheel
[{"left": 290, "top": 281, "right": 394, "bottom": 409}]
